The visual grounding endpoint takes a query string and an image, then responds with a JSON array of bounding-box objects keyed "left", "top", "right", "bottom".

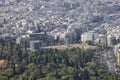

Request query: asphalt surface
[{"left": 97, "top": 49, "right": 116, "bottom": 73}]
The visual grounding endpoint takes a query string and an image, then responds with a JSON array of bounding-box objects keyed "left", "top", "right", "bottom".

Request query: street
[{"left": 97, "top": 49, "right": 116, "bottom": 73}]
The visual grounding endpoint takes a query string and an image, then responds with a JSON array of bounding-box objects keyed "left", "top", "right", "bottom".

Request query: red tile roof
[{"left": 0, "top": 60, "right": 7, "bottom": 68}]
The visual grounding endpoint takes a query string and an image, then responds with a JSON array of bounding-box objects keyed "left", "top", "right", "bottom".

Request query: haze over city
[{"left": 0, "top": 0, "right": 120, "bottom": 80}]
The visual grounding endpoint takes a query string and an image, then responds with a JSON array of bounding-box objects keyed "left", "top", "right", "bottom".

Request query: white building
[
  {"left": 59, "top": 32, "right": 67, "bottom": 41},
  {"left": 99, "top": 34, "right": 107, "bottom": 46},
  {"left": 114, "top": 44, "right": 120, "bottom": 66},
  {"left": 30, "top": 40, "right": 41, "bottom": 51},
  {"left": 16, "top": 35, "right": 30, "bottom": 47},
  {"left": 81, "top": 31, "right": 94, "bottom": 43},
  {"left": 107, "top": 35, "right": 116, "bottom": 47}
]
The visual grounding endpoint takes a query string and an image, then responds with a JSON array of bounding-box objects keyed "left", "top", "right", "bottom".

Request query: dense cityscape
[{"left": 0, "top": 0, "right": 120, "bottom": 80}]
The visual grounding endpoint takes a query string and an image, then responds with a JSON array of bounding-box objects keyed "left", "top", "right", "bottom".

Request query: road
[{"left": 97, "top": 49, "right": 116, "bottom": 73}]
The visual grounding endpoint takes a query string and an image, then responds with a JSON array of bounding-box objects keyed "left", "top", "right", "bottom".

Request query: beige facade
[{"left": 114, "top": 44, "right": 120, "bottom": 66}]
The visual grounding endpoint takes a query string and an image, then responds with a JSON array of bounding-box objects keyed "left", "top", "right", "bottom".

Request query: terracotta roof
[
  {"left": 0, "top": 60, "right": 6, "bottom": 64},
  {"left": 0, "top": 60, "right": 7, "bottom": 68}
]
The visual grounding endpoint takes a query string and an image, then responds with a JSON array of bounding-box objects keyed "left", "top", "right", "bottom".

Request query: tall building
[
  {"left": 107, "top": 35, "right": 116, "bottom": 47},
  {"left": 16, "top": 35, "right": 30, "bottom": 47},
  {"left": 30, "top": 40, "right": 41, "bottom": 51},
  {"left": 117, "top": 50, "right": 120, "bottom": 66},
  {"left": 59, "top": 32, "right": 67, "bottom": 42},
  {"left": 65, "top": 37, "right": 69, "bottom": 47},
  {"left": 114, "top": 44, "right": 120, "bottom": 66},
  {"left": 81, "top": 31, "right": 94, "bottom": 43},
  {"left": 99, "top": 34, "right": 107, "bottom": 46}
]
